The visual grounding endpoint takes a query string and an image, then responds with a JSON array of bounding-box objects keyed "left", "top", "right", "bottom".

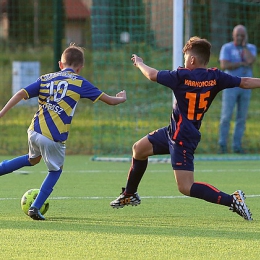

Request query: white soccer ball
[{"left": 21, "top": 189, "right": 50, "bottom": 215}]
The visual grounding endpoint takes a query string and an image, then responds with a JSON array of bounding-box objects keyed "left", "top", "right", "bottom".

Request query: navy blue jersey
[
  {"left": 23, "top": 68, "right": 103, "bottom": 142},
  {"left": 157, "top": 67, "right": 241, "bottom": 144}
]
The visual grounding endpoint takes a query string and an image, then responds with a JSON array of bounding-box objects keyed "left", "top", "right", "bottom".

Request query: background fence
[{"left": 0, "top": 0, "right": 260, "bottom": 156}]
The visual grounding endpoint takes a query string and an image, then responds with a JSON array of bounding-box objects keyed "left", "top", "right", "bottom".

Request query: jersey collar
[{"left": 61, "top": 68, "right": 75, "bottom": 73}]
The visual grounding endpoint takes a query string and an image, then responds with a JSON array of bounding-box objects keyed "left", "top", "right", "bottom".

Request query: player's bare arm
[
  {"left": 131, "top": 54, "right": 158, "bottom": 81},
  {"left": 99, "top": 90, "right": 127, "bottom": 105},
  {"left": 239, "top": 77, "right": 260, "bottom": 89},
  {"left": 0, "top": 89, "right": 28, "bottom": 118}
]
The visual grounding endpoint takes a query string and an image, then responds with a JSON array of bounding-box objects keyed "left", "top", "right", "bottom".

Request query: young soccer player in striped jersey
[
  {"left": 0, "top": 43, "right": 126, "bottom": 220},
  {"left": 110, "top": 36, "right": 260, "bottom": 221}
]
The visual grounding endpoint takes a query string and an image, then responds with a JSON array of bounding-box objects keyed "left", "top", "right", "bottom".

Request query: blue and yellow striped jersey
[{"left": 23, "top": 68, "right": 103, "bottom": 142}]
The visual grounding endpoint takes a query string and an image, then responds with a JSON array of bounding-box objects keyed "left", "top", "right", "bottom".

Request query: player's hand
[
  {"left": 116, "top": 90, "right": 127, "bottom": 102},
  {"left": 131, "top": 54, "right": 143, "bottom": 67},
  {"left": 242, "top": 34, "right": 248, "bottom": 47}
]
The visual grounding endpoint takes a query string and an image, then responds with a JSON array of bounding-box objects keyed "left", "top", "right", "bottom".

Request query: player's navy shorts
[{"left": 147, "top": 127, "right": 198, "bottom": 171}]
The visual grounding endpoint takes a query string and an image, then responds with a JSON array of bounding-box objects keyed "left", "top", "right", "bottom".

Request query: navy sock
[
  {"left": 190, "top": 182, "right": 233, "bottom": 207},
  {"left": 32, "top": 169, "right": 62, "bottom": 209},
  {"left": 125, "top": 158, "right": 148, "bottom": 194},
  {"left": 0, "top": 154, "right": 32, "bottom": 176}
]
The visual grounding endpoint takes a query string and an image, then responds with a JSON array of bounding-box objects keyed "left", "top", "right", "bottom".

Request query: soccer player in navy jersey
[
  {"left": 0, "top": 43, "right": 126, "bottom": 220},
  {"left": 110, "top": 36, "right": 260, "bottom": 221}
]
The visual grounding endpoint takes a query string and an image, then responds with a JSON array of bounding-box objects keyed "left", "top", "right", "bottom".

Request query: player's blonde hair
[
  {"left": 61, "top": 43, "right": 85, "bottom": 68},
  {"left": 183, "top": 36, "right": 211, "bottom": 65}
]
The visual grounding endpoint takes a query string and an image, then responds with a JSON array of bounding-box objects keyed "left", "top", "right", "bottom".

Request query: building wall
[
  {"left": 145, "top": 0, "right": 173, "bottom": 48},
  {"left": 65, "top": 22, "right": 85, "bottom": 45},
  {"left": 0, "top": 12, "right": 8, "bottom": 39}
]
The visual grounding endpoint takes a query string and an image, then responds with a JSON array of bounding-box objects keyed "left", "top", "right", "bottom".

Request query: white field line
[
  {"left": 14, "top": 167, "right": 260, "bottom": 175},
  {"left": 1, "top": 194, "right": 260, "bottom": 201},
  {"left": 5, "top": 169, "right": 260, "bottom": 200}
]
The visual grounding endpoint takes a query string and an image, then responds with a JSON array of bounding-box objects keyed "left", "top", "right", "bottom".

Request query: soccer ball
[{"left": 21, "top": 189, "right": 50, "bottom": 216}]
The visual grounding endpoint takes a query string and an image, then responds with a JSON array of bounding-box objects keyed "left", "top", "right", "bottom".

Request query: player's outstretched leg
[
  {"left": 0, "top": 154, "right": 32, "bottom": 176},
  {"left": 230, "top": 190, "right": 253, "bottom": 221},
  {"left": 110, "top": 187, "right": 141, "bottom": 208},
  {"left": 189, "top": 182, "right": 252, "bottom": 220}
]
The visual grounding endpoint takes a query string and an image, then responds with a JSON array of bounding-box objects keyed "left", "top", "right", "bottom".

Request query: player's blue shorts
[{"left": 147, "top": 127, "right": 198, "bottom": 171}]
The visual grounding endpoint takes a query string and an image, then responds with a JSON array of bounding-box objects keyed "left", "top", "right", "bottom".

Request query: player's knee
[
  {"left": 29, "top": 156, "right": 41, "bottom": 166},
  {"left": 132, "top": 142, "right": 138, "bottom": 153},
  {"left": 132, "top": 142, "right": 145, "bottom": 159},
  {"left": 132, "top": 138, "right": 153, "bottom": 160}
]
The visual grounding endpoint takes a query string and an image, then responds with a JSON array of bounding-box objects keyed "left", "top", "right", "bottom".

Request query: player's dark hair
[
  {"left": 61, "top": 43, "right": 85, "bottom": 68},
  {"left": 183, "top": 36, "right": 211, "bottom": 65}
]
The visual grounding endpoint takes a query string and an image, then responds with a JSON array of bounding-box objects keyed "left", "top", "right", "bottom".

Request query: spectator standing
[{"left": 218, "top": 25, "right": 257, "bottom": 153}]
